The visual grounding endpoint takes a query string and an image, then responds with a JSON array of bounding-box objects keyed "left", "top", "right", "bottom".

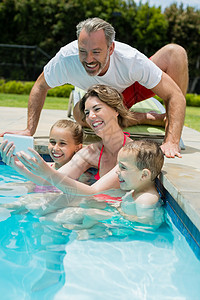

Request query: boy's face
[{"left": 116, "top": 151, "right": 142, "bottom": 191}]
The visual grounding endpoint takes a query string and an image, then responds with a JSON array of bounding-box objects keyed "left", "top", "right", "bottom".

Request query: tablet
[{"left": 3, "top": 134, "right": 34, "bottom": 156}]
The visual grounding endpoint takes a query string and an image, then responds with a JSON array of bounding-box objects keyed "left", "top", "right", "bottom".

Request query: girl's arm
[
  {"left": 16, "top": 148, "right": 120, "bottom": 195},
  {"left": 0, "top": 140, "right": 92, "bottom": 186},
  {"left": 0, "top": 140, "right": 50, "bottom": 185},
  {"left": 0, "top": 140, "right": 59, "bottom": 186}
]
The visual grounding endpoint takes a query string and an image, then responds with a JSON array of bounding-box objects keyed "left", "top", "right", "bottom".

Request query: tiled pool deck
[{"left": 1, "top": 106, "right": 200, "bottom": 241}]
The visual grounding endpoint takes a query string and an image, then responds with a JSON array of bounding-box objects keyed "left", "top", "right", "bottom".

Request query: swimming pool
[{"left": 0, "top": 165, "right": 200, "bottom": 300}]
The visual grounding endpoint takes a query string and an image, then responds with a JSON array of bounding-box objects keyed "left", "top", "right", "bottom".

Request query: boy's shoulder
[{"left": 134, "top": 190, "right": 159, "bottom": 206}]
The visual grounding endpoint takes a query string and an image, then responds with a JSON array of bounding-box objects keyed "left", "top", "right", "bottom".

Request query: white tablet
[{"left": 3, "top": 134, "right": 34, "bottom": 156}]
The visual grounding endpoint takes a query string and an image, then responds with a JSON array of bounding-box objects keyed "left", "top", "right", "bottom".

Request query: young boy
[
  {"left": 43, "top": 139, "right": 165, "bottom": 238},
  {"left": 116, "top": 139, "right": 164, "bottom": 227}
]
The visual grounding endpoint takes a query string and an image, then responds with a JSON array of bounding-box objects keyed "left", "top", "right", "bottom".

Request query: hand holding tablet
[{"left": 3, "top": 134, "right": 34, "bottom": 156}]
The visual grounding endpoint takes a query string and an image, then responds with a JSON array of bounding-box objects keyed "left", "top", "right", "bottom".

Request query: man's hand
[
  {"left": 160, "top": 141, "right": 182, "bottom": 158},
  {"left": 0, "top": 129, "right": 32, "bottom": 137},
  {"left": 151, "top": 72, "right": 186, "bottom": 159}
]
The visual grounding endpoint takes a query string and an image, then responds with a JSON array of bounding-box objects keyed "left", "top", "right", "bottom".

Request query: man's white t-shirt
[{"left": 44, "top": 40, "right": 162, "bottom": 93}]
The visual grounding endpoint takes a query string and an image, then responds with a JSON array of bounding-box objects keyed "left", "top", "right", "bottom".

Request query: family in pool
[
  {"left": 0, "top": 84, "right": 165, "bottom": 239},
  {"left": 0, "top": 15, "right": 188, "bottom": 238}
]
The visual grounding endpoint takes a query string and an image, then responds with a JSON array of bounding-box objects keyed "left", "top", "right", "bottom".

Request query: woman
[{"left": 1, "top": 84, "right": 134, "bottom": 194}]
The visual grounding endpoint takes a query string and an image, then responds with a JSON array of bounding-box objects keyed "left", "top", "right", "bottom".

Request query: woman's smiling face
[{"left": 84, "top": 96, "right": 119, "bottom": 136}]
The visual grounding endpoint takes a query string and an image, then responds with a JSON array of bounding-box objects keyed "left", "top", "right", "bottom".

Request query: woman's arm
[
  {"left": 57, "top": 145, "right": 98, "bottom": 179},
  {"left": 16, "top": 148, "right": 120, "bottom": 195}
]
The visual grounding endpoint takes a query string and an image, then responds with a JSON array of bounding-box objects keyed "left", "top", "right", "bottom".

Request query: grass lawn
[
  {"left": 0, "top": 93, "right": 199, "bottom": 132},
  {"left": 0, "top": 93, "right": 69, "bottom": 110},
  {"left": 185, "top": 106, "right": 200, "bottom": 132}
]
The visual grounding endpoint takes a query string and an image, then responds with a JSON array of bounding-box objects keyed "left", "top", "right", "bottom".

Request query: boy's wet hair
[
  {"left": 50, "top": 119, "right": 83, "bottom": 145},
  {"left": 79, "top": 84, "right": 135, "bottom": 128},
  {"left": 120, "top": 140, "right": 164, "bottom": 181}
]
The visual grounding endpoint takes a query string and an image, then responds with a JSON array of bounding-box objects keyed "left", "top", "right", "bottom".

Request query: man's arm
[
  {"left": 0, "top": 72, "right": 51, "bottom": 137},
  {"left": 27, "top": 72, "right": 51, "bottom": 136},
  {"left": 151, "top": 72, "right": 186, "bottom": 158}
]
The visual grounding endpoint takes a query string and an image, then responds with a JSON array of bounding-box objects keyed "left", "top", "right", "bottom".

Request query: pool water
[{"left": 0, "top": 165, "right": 200, "bottom": 300}]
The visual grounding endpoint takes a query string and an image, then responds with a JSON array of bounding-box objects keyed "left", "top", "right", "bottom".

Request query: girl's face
[
  {"left": 116, "top": 151, "right": 142, "bottom": 191},
  {"left": 48, "top": 127, "right": 81, "bottom": 168},
  {"left": 84, "top": 96, "right": 119, "bottom": 137}
]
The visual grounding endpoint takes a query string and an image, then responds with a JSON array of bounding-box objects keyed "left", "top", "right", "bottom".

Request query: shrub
[
  {"left": 0, "top": 80, "right": 34, "bottom": 94},
  {"left": 185, "top": 94, "right": 200, "bottom": 107},
  {"left": 47, "top": 84, "right": 74, "bottom": 97},
  {"left": 0, "top": 80, "right": 74, "bottom": 97},
  {"left": 0, "top": 80, "right": 199, "bottom": 105},
  {"left": 155, "top": 94, "right": 200, "bottom": 107},
  {"left": 0, "top": 79, "right": 5, "bottom": 86}
]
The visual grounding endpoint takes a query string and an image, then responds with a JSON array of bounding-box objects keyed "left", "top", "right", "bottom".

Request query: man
[{"left": 1, "top": 18, "right": 188, "bottom": 158}]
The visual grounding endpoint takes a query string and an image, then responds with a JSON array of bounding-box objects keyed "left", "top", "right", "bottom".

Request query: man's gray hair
[{"left": 76, "top": 17, "right": 115, "bottom": 46}]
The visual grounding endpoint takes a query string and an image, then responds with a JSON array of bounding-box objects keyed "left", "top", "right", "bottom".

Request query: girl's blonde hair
[
  {"left": 79, "top": 84, "right": 135, "bottom": 128},
  {"left": 50, "top": 119, "right": 83, "bottom": 145}
]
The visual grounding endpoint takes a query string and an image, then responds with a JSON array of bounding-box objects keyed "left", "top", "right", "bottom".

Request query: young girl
[
  {"left": 0, "top": 119, "right": 83, "bottom": 195},
  {"left": 47, "top": 119, "right": 83, "bottom": 170}
]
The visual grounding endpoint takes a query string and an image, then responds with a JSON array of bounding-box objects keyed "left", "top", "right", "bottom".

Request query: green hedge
[
  {"left": 0, "top": 79, "right": 35, "bottom": 94},
  {"left": 47, "top": 85, "right": 74, "bottom": 97},
  {"left": 0, "top": 79, "right": 74, "bottom": 98},
  {"left": 155, "top": 94, "right": 200, "bottom": 107},
  {"left": 0, "top": 80, "right": 200, "bottom": 106},
  {"left": 156, "top": 93, "right": 200, "bottom": 107},
  {"left": 185, "top": 94, "right": 200, "bottom": 107}
]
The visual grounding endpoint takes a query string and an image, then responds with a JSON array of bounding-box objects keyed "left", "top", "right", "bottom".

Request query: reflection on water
[
  {"left": 0, "top": 201, "right": 171, "bottom": 299},
  {"left": 3, "top": 166, "right": 198, "bottom": 300},
  {"left": 0, "top": 210, "right": 69, "bottom": 299}
]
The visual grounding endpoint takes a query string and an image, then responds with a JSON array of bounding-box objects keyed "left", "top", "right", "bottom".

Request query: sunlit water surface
[{"left": 0, "top": 165, "right": 200, "bottom": 300}]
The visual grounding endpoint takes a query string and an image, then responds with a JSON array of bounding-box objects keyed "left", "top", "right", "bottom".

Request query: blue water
[{"left": 0, "top": 165, "right": 200, "bottom": 300}]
